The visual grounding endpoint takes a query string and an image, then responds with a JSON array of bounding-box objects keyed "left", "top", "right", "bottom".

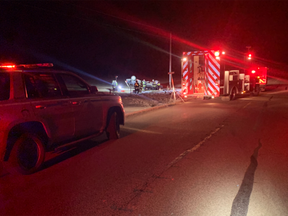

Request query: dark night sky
[{"left": 1, "top": 1, "right": 288, "bottom": 85}]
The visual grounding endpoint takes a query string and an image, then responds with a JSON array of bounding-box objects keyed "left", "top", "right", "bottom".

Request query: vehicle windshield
[{"left": 0, "top": 72, "right": 10, "bottom": 101}]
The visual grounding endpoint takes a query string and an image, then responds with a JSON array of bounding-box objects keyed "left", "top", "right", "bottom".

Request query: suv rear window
[
  {"left": 0, "top": 72, "right": 10, "bottom": 101},
  {"left": 24, "top": 73, "right": 62, "bottom": 98}
]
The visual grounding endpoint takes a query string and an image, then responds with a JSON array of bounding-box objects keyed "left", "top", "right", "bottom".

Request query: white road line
[
  {"left": 265, "top": 90, "right": 288, "bottom": 94},
  {"left": 167, "top": 125, "right": 224, "bottom": 168},
  {"left": 122, "top": 126, "right": 162, "bottom": 134},
  {"left": 243, "top": 102, "right": 251, "bottom": 109}
]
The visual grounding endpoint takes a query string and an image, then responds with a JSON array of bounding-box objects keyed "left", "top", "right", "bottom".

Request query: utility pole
[
  {"left": 245, "top": 46, "right": 251, "bottom": 74},
  {"left": 169, "top": 33, "right": 172, "bottom": 89}
]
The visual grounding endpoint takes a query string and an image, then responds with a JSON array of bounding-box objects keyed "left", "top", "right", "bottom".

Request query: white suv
[{"left": 0, "top": 63, "right": 124, "bottom": 174}]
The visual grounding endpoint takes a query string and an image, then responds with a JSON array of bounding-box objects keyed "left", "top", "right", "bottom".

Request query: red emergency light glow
[
  {"left": 0, "top": 65, "right": 16, "bottom": 68},
  {"left": 251, "top": 70, "right": 256, "bottom": 74},
  {"left": 0, "top": 63, "right": 53, "bottom": 69},
  {"left": 214, "top": 51, "right": 220, "bottom": 57}
]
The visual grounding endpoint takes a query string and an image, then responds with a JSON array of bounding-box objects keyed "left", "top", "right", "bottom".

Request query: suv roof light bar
[
  {"left": 0, "top": 63, "right": 54, "bottom": 69},
  {"left": 18, "top": 63, "right": 54, "bottom": 68},
  {"left": 0, "top": 64, "right": 16, "bottom": 68}
]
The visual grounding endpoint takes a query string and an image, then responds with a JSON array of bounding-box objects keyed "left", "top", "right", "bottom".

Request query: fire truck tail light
[
  {"left": 214, "top": 51, "right": 220, "bottom": 57},
  {"left": 251, "top": 70, "right": 256, "bottom": 74}
]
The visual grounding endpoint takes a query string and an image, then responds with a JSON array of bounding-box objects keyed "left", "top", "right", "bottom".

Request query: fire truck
[
  {"left": 181, "top": 50, "right": 266, "bottom": 100},
  {"left": 252, "top": 67, "right": 268, "bottom": 92}
]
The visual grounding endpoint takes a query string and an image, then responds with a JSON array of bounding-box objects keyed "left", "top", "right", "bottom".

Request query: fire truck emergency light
[
  {"left": 251, "top": 70, "right": 256, "bottom": 74},
  {"left": 248, "top": 53, "right": 252, "bottom": 60},
  {"left": 214, "top": 51, "right": 220, "bottom": 60},
  {"left": 214, "top": 51, "right": 220, "bottom": 57}
]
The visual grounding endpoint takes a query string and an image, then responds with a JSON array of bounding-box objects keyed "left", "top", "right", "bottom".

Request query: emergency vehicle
[
  {"left": 251, "top": 67, "right": 268, "bottom": 91},
  {"left": 0, "top": 63, "right": 124, "bottom": 174},
  {"left": 181, "top": 50, "right": 266, "bottom": 100}
]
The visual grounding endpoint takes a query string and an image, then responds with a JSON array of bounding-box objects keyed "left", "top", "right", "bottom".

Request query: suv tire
[
  {"left": 8, "top": 133, "right": 45, "bottom": 175},
  {"left": 106, "top": 112, "right": 120, "bottom": 140}
]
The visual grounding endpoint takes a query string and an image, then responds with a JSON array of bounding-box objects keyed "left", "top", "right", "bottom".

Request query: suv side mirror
[{"left": 90, "top": 86, "right": 98, "bottom": 93}]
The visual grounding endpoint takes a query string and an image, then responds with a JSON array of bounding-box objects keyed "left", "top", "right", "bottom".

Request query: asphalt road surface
[{"left": 1, "top": 90, "right": 288, "bottom": 216}]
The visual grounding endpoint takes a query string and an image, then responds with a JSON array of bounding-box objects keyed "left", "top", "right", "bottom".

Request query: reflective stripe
[{"left": 208, "top": 61, "right": 220, "bottom": 80}]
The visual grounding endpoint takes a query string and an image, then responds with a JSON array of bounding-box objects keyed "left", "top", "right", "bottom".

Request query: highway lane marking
[
  {"left": 122, "top": 126, "right": 162, "bottom": 134},
  {"left": 265, "top": 89, "right": 288, "bottom": 94},
  {"left": 121, "top": 125, "right": 224, "bottom": 212},
  {"left": 243, "top": 102, "right": 251, "bottom": 109},
  {"left": 166, "top": 125, "right": 224, "bottom": 168}
]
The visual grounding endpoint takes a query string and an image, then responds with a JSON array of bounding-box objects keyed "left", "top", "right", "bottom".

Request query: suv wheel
[
  {"left": 8, "top": 133, "right": 45, "bottom": 175},
  {"left": 106, "top": 112, "right": 120, "bottom": 140}
]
